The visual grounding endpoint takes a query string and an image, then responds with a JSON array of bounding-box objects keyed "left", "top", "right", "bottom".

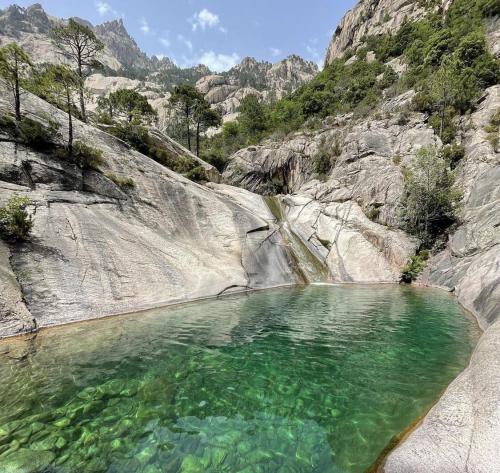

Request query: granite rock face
[
  {"left": 325, "top": 0, "right": 451, "bottom": 65},
  {"left": 195, "top": 55, "right": 318, "bottom": 121},
  {"left": 383, "top": 85, "right": 500, "bottom": 473},
  {"left": 0, "top": 85, "right": 300, "bottom": 338},
  {"left": 223, "top": 103, "right": 434, "bottom": 282}
]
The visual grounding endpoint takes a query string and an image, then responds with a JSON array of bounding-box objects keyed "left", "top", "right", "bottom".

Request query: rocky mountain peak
[
  {"left": 325, "top": 0, "right": 450, "bottom": 65},
  {"left": 94, "top": 18, "right": 128, "bottom": 37},
  {"left": 0, "top": 2, "right": 51, "bottom": 35}
]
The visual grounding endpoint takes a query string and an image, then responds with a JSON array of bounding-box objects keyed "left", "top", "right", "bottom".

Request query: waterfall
[{"left": 264, "top": 196, "right": 330, "bottom": 284}]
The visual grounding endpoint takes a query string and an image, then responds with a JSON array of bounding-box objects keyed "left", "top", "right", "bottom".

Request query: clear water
[{"left": 0, "top": 285, "right": 479, "bottom": 473}]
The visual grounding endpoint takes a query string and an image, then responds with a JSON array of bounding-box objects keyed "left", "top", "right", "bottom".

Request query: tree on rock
[
  {"left": 0, "top": 44, "right": 32, "bottom": 121},
  {"left": 106, "top": 89, "right": 156, "bottom": 124},
  {"left": 238, "top": 95, "right": 268, "bottom": 139},
  {"left": 194, "top": 101, "right": 222, "bottom": 157},
  {"left": 401, "top": 146, "right": 462, "bottom": 247},
  {"left": 45, "top": 65, "right": 81, "bottom": 154},
  {"left": 169, "top": 84, "right": 204, "bottom": 152},
  {"left": 51, "top": 19, "right": 104, "bottom": 122}
]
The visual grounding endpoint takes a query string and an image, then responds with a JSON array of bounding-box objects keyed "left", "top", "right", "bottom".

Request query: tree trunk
[
  {"left": 196, "top": 121, "right": 200, "bottom": 157},
  {"left": 67, "top": 89, "right": 74, "bottom": 156},
  {"left": 14, "top": 54, "right": 21, "bottom": 121},
  {"left": 186, "top": 105, "right": 191, "bottom": 151},
  {"left": 77, "top": 54, "right": 87, "bottom": 123}
]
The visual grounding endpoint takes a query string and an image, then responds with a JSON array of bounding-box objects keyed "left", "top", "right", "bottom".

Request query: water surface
[{"left": 0, "top": 285, "right": 479, "bottom": 473}]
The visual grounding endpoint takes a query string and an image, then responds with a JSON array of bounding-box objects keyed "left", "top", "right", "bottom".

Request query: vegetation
[
  {"left": 485, "top": 107, "right": 500, "bottom": 151},
  {"left": 168, "top": 84, "right": 221, "bottom": 156},
  {"left": 71, "top": 141, "right": 105, "bottom": 170},
  {"left": 401, "top": 146, "right": 462, "bottom": 247},
  {"left": 0, "top": 195, "right": 33, "bottom": 243},
  {"left": 43, "top": 65, "right": 81, "bottom": 154},
  {"left": 203, "top": 0, "right": 498, "bottom": 162},
  {"left": 106, "top": 123, "right": 207, "bottom": 182},
  {"left": 97, "top": 89, "right": 156, "bottom": 124},
  {"left": 104, "top": 172, "right": 135, "bottom": 189},
  {"left": 0, "top": 44, "right": 32, "bottom": 120},
  {"left": 401, "top": 250, "right": 430, "bottom": 283},
  {"left": 441, "top": 143, "right": 465, "bottom": 169},
  {"left": 1, "top": 113, "right": 61, "bottom": 151},
  {"left": 51, "top": 19, "right": 104, "bottom": 122}
]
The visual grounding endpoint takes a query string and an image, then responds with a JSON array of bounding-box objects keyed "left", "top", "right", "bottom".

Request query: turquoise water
[{"left": 0, "top": 285, "right": 479, "bottom": 473}]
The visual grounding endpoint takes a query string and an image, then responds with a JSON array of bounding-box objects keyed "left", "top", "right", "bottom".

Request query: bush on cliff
[
  {"left": 401, "top": 146, "right": 462, "bottom": 247},
  {"left": 0, "top": 195, "right": 33, "bottom": 243}
]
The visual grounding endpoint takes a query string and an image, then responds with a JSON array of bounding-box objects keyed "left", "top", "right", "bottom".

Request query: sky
[{"left": 0, "top": 0, "right": 357, "bottom": 72}]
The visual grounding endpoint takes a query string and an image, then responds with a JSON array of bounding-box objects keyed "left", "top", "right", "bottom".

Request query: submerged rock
[{"left": 0, "top": 449, "right": 55, "bottom": 473}]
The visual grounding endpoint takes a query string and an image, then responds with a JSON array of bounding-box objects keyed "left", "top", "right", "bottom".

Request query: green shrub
[
  {"left": 366, "top": 206, "right": 381, "bottom": 222},
  {"left": 1, "top": 116, "right": 61, "bottom": 151},
  {"left": 201, "top": 151, "right": 228, "bottom": 172},
  {"left": 0, "top": 195, "right": 33, "bottom": 242},
  {"left": 401, "top": 146, "right": 462, "bottom": 246},
  {"left": 71, "top": 141, "right": 105, "bottom": 170},
  {"left": 313, "top": 149, "right": 333, "bottom": 178},
  {"left": 401, "top": 251, "right": 430, "bottom": 283},
  {"left": 185, "top": 166, "right": 208, "bottom": 183},
  {"left": 104, "top": 172, "right": 135, "bottom": 189},
  {"left": 485, "top": 108, "right": 500, "bottom": 151},
  {"left": 441, "top": 143, "right": 465, "bottom": 168}
]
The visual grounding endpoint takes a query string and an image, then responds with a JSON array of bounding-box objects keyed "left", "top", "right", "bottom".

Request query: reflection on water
[{"left": 0, "top": 285, "right": 479, "bottom": 473}]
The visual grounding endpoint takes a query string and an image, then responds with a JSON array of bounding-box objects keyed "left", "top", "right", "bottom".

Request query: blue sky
[{"left": 1, "top": 1, "right": 357, "bottom": 71}]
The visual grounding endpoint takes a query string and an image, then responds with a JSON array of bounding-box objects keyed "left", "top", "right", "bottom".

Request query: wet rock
[{"left": 0, "top": 449, "right": 55, "bottom": 473}]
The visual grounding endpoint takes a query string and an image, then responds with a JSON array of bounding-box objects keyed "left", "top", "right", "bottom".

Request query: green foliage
[
  {"left": 0, "top": 43, "right": 32, "bottom": 119},
  {"left": 71, "top": 141, "right": 105, "bottom": 170},
  {"left": 0, "top": 195, "right": 33, "bottom": 243},
  {"left": 401, "top": 250, "right": 430, "bottom": 283},
  {"left": 104, "top": 172, "right": 135, "bottom": 189},
  {"left": 18, "top": 117, "right": 61, "bottom": 151},
  {"left": 238, "top": 95, "right": 269, "bottom": 137},
  {"left": 440, "top": 143, "right": 465, "bottom": 168},
  {"left": 1, "top": 115, "right": 61, "bottom": 151},
  {"left": 313, "top": 148, "right": 334, "bottom": 178},
  {"left": 106, "top": 123, "right": 203, "bottom": 180},
  {"left": 485, "top": 108, "right": 500, "bottom": 151},
  {"left": 99, "top": 89, "right": 157, "bottom": 124},
  {"left": 184, "top": 166, "right": 208, "bottom": 183},
  {"left": 401, "top": 146, "right": 462, "bottom": 246},
  {"left": 201, "top": 151, "right": 227, "bottom": 172}
]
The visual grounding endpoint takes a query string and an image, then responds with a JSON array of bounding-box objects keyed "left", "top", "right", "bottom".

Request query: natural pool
[{"left": 0, "top": 285, "right": 480, "bottom": 473}]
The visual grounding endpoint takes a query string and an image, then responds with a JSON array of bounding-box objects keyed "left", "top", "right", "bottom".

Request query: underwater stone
[{"left": 0, "top": 449, "right": 55, "bottom": 473}]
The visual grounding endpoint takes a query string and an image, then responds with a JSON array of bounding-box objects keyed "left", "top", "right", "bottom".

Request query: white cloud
[
  {"left": 178, "top": 34, "right": 193, "bottom": 51},
  {"left": 305, "top": 41, "right": 323, "bottom": 70},
  {"left": 270, "top": 47, "right": 282, "bottom": 57},
  {"left": 197, "top": 51, "right": 240, "bottom": 72},
  {"left": 159, "top": 37, "right": 171, "bottom": 48},
  {"left": 95, "top": 1, "right": 119, "bottom": 17},
  {"left": 191, "top": 8, "right": 220, "bottom": 31},
  {"left": 219, "top": 26, "right": 228, "bottom": 34},
  {"left": 140, "top": 18, "right": 150, "bottom": 35}
]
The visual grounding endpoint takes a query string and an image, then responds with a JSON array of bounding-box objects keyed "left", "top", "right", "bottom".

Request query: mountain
[
  {"left": 195, "top": 56, "right": 318, "bottom": 119},
  {"left": 0, "top": 3, "right": 318, "bottom": 124},
  {"left": 0, "top": 3, "right": 204, "bottom": 79},
  {"left": 0, "top": 3, "right": 317, "bottom": 98},
  {"left": 325, "top": 0, "right": 451, "bottom": 64}
]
